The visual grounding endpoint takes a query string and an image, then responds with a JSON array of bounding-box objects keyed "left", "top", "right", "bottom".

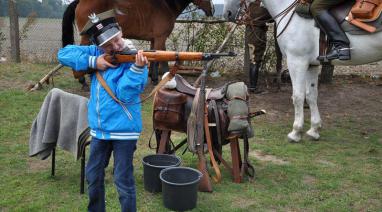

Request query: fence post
[{"left": 8, "top": 0, "right": 21, "bottom": 63}]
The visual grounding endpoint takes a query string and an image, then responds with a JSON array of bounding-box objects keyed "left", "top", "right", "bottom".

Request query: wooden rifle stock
[{"left": 104, "top": 50, "right": 236, "bottom": 64}]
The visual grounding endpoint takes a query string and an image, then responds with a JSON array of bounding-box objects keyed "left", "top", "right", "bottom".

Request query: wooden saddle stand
[
  {"left": 95, "top": 62, "right": 265, "bottom": 192},
  {"left": 152, "top": 65, "right": 265, "bottom": 192}
]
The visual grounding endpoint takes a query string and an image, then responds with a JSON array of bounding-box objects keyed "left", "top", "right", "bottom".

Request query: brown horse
[{"left": 62, "top": 0, "right": 214, "bottom": 85}]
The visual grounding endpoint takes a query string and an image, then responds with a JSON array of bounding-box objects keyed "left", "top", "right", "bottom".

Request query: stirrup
[{"left": 317, "top": 47, "right": 351, "bottom": 62}]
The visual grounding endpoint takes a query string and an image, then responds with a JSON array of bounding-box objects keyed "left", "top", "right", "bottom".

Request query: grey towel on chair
[{"left": 29, "top": 88, "right": 89, "bottom": 160}]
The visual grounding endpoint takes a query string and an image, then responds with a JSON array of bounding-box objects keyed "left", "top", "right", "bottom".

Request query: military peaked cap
[{"left": 80, "top": 10, "right": 121, "bottom": 46}]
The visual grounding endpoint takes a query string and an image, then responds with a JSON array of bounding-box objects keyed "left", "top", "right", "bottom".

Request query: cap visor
[{"left": 98, "top": 29, "right": 121, "bottom": 46}]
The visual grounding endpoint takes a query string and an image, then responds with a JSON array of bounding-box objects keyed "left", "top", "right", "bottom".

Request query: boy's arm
[
  {"left": 116, "top": 64, "right": 149, "bottom": 102},
  {"left": 57, "top": 45, "right": 99, "bottom": 71}
]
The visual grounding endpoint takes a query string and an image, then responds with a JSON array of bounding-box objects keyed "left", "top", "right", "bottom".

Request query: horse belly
[{"left": 333, "top": 32, "right": 382, "bottom": 65}]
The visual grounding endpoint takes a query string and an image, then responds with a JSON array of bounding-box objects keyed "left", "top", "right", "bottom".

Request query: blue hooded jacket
[{"left": 58, "top": 45, "right": 148, "bottom": 140}]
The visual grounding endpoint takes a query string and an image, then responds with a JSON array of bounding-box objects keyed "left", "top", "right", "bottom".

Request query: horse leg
[
  {"left": 286, "top": 58, "right": 309, "bottom": 142},
  {"left": 149, "top": 39, "right": 159, "bottom": 84},
  {"left": 151, "top": 36, "right": 169, "bottom": 84},
  {"left": 305, "top": 65, "right": 322, "bottom": 140},
  {"left": 78, "top": 76, "right": 89, "bottom": 91}
]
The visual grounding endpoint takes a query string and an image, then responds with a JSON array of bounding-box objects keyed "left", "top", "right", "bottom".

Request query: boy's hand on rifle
[
  {"left": 134, "top": 50, "right": 149, "bottom": 67},
  {"left": 96, "top": 54, "right": 117, "bottom": 71}
]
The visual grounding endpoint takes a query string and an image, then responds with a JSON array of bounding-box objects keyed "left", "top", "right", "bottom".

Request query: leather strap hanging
[
  {"left": 95, "top": 71, "right": 133, "bottom": 119},
  {"left": 96, "top": 71, "right": 125, "bottom": 105},
  {"left": 204, "top": 104, "right": 222, "bottom": 183}
]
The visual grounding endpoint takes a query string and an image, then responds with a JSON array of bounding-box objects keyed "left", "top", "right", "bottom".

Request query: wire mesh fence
[
  {"left": 2, "top": 15, "right": 380, "bottom": 78},
  {"left": 0, "top": 15, "right": 248, "bottom": 73}
]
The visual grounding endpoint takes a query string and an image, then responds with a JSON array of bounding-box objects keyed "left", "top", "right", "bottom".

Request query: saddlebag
[
  {"left": 351, "top": 0, "right": 382, "bottom": 20},
  {"left": 153, "top": 89, "right": 188, "bottom": 131}
]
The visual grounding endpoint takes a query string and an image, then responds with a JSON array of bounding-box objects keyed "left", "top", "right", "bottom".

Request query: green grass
[{"left": 0, "top": 63, "right": 381, "bottom": 211}]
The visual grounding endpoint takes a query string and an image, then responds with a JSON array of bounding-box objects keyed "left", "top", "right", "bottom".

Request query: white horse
[{"left": 223, "top": 0, "right": 382, "bottom": 142}]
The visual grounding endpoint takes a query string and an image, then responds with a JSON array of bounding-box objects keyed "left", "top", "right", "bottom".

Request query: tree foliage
[{"left": 0, "top": 0, "right": 66, "bottom": 18}]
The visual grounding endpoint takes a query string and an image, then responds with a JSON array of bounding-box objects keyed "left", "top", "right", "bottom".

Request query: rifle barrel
[{"left": 201, "top": 52, "right": 236, "bottom": 60}]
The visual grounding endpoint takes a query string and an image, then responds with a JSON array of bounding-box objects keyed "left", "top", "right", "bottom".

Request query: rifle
[
  {"left": 104, "top": 50, "right": 236, "bottom": 64},
  {"left": 72, "top": 50, "right": 235, "bottom": 79},
  {"left": 110, "top": 50, "right": 235, "bottom": 101}
]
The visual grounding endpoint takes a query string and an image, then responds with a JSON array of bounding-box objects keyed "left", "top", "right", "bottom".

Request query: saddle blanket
[{"left": 29, "top": 88, "right": 88, "bottom": 160}]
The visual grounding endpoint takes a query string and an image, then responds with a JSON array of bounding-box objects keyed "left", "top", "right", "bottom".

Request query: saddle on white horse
[{"left": 296, "top": 0, "right": 382, "bottom": 34}]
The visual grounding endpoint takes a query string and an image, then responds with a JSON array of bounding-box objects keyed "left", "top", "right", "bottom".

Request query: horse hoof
[
  {"left": 287, "top": 131, "right": 301, "bottom": 143},
  {"left": 306, "top": 129, "right": 320, "bottom": 141}
]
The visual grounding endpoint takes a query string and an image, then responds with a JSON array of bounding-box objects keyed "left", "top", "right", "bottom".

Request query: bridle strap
[
  {"left": 236, "top": 0, "right": 299, "bottom": 38},
  {"left": 273, "top": 0, "right": 299, "bottom": 38}
]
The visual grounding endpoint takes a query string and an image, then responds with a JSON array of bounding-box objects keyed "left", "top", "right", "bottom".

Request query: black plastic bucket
[
  {"left": 160, "top": 167, "right": 202, "bottom": 211},
  {"left": 142, "top": 154, "right": 181, "bottom": 193}
]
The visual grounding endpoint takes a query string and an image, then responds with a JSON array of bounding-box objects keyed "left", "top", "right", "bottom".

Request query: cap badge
[
  {"left": 96, "top": 23, "right": 104, "bottom": 30},
  {"left": 88, "top": 13, "right": 100, "bottom": 23}
]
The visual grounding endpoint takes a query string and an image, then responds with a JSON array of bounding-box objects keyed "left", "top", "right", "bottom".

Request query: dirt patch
[
  {"left": 164, "top": 73, "right": 382, "bottom": 127},
  {"left": 248, "top": 76, "right": 382, "bottom": 124},
  {"left": 302, "top": 175, "right": 317, "bottom": 185},
  {"left": 0, "top": 207, "right": 9, "bottom": 212},
  {"left": 27, "top": 158, "right": 50, "bottom": 173},
  {"left": 249, "top": 150, "right": 289, "bottom": 165},
  {"left": 231, "top": 196, "right": 257, "bottom": 209},
  {"left": 193, "top": 75, "right": 382, "bottom": 136},
  {"left": 317, "top": 159, "right": 336, "bottom": 167},
  {"left": 314, "top": 77, "right": 382, "bottom": 121}
]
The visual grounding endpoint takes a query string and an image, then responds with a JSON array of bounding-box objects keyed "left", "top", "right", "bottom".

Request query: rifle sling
[
  {"left": 96, "top": 71, "right": 125, "bottom": 105},
  {"left": 187, "top": 88, "right": 211, "bottom": 153},
  {"left": 95, "top": 69, "right": 164, "bottom": 106},
  {"left": 187, "top": 88, "right": 200, "bottom": 153}
]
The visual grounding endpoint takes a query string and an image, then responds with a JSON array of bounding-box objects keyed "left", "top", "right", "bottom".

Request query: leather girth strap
[
  {"left": 209, "top": 100, "right": 223, "bottom": 152},
  {"left": 204, "top": 103, "right": 222, "bottom": 183},
  {"left": 241, "top": 133, "right": 255, "bottom": 180},
  {"left": 187, "top": 88, "right": 200, "bottom": 153},
  {"left": 188, "top": 88, "right": 221, "bottom": 183}
]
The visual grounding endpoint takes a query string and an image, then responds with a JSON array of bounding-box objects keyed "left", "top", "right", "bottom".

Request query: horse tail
[{"left": 62, "top": 0, "right": 79, "bottom": 47}]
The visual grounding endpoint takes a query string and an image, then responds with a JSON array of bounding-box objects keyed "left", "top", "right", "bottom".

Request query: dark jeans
[{"left": 86, "top": 137, "right": 137, "bottom": 212}]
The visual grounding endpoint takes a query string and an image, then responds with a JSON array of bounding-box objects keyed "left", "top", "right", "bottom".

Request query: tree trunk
[
  {"left": 320, "top": 63, "right": 334, "bottom": 84},
  {"left": 9, "top": 0, "right": 20, "bottom": 63}
]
